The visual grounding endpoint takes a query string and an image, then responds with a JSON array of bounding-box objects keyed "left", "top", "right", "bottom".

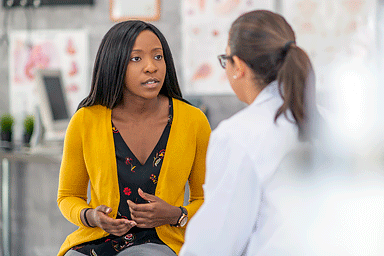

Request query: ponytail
[
  {"left": 276, "top": 45, "right": 313, "bottom": 137},
  {"left": 228, "top": 10, "right": 315, "bottom": 138}
]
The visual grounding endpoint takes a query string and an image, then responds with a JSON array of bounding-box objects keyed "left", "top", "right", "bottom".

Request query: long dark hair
[
  {"left": 229, "top": 10, "right": 314, "bottom": 136},
  {"left": 78, "top": 20, "right": 185, "bottom": 110}
]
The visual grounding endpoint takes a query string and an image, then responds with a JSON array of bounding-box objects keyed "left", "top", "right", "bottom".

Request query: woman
[
  {"left": 180, "top": 10, "right": 314, "bottom": 256},
  {"left": 57, "top": 21, "right": 211, "bottom": 256}
]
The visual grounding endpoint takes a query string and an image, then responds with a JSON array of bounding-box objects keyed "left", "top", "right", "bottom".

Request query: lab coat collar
[{"left": 251, "top": 80, "right": 280, "bottom": 106}]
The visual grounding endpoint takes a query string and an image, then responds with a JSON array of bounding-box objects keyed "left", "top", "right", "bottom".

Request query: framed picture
[{"left": 109, "top": 0, "right": 161, "bottom": 22}]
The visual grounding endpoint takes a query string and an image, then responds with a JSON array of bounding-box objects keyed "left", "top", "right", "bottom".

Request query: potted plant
[
  {"left": 1, "top": 113, "right": 15, "bottom": 149},
  {"left": 23, "top": 115, "right": 34, "bottom": 146}
]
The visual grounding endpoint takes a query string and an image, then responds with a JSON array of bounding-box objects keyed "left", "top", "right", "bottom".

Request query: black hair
[{"left": 78, "top": 20, "right": 186, "bottom": 110}]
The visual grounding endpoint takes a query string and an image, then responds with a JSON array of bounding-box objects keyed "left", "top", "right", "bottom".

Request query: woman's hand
[
  {"left": 85, "top": 205, "right": 137, "bottom": 236},
  {"left": 127, "top": 188, "right": 181, "bottom": 228}
]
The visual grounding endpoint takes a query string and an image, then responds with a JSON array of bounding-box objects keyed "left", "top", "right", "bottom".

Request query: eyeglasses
[{"left": 217, "top": 54, "right": 233, "bottom": 69}]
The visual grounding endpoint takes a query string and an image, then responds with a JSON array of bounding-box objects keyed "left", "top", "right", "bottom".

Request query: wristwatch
[{"left": 172, "top": 206, "right": 188, "bottom": 227}]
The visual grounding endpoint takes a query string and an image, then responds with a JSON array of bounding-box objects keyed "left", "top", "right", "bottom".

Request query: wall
[
  {"left": 1, "top": 0, "right": 384, "bottom": 255},
  {"left": 0, "top": 1, "right": 244, "bottom": 255},
  {"left": 0, "top": 0, "right": 245, "bottom": 130}
]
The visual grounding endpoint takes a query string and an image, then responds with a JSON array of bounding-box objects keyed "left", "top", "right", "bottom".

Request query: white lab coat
[{"left": 180, "top": 81, "right": 299, "bottom": 256}]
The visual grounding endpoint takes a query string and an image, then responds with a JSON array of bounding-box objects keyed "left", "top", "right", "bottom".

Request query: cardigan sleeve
[
  {"left": 184, "top": 110, "right": 211, "bottom": 219},
  {"left": 57, "top": 108, "right": 90, "bottom": 228}
]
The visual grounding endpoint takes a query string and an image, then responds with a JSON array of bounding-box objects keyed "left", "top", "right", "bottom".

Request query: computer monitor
[{"left": 34, "top": 69, "right": 71, "bottom": 141}]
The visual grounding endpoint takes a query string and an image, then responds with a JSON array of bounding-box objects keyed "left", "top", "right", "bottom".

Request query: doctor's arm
[{"left": 180, "top": 133, "right": 262, "bottom": 256}]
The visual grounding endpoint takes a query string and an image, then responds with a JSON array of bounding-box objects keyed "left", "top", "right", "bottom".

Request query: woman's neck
[{"left": 112, "top": 94, "right": 164, "bottom": 121}]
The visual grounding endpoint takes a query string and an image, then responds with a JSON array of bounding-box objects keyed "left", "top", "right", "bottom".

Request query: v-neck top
[
  {"left": 57, "top": 97, "right": 211, "bottom": 256},
  {"left": 70, "top": 98, "right": 173, "bottom": 255},
  {"left": 115, "top": 97, "right": 173, "bottom": 213}
]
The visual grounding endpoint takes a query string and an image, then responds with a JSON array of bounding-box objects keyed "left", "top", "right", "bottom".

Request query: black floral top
[{"left": 70, "top": 98, "right": 173, "bottom": 256}]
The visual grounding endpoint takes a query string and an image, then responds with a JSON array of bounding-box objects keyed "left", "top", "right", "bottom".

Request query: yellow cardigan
[{"left": 57, "top": 98, "right": 211, "bottom": 256}]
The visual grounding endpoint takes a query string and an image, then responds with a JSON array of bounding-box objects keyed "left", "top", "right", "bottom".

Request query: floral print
[
  {"left": 125, "top": 157, "right": 136, "bottom": 172},
  {"left": 153, "top": 149, "right": 166, "bottom": 167},
  {"left": 71, "top": 98, "right": 173, "bottom": 255},
  {"left": 150, "top": 174, "right": 158, "bottom": 184},
  {"left": 123, "top": 187, "right": 131, "bottom": 196}
]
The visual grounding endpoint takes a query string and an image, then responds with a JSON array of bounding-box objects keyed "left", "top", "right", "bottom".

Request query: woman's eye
[
  {"left": 130, "top": 56, "right": 141, "bottom": 62},
  {"left": 154, "top": 55, "right": 163, "bottom": 60}
]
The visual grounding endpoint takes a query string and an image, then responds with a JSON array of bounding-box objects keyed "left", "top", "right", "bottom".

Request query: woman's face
[{"left": 124, "top": 30, "right": 166, "bottom": 100}]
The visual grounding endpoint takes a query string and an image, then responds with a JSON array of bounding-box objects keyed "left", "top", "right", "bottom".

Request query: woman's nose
[{"left": 144, "top": 58, "right": 157, "bottom": 73}]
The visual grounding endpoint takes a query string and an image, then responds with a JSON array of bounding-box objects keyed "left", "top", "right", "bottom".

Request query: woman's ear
[{"left": 232, "top": 56, "right": 246, "bottom": 79}]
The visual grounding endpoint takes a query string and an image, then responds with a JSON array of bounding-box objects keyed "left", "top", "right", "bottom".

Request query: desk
[{"left": 0, "top": 150, "right": 62, "bottom": 256}]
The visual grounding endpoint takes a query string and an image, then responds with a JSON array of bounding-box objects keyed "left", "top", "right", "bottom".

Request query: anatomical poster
[
  {"left": 9, "top": 29, "right": 89, "bottom": 132},
  {"left": 182, "top": 0, "right": 275, "bottom": 95}
]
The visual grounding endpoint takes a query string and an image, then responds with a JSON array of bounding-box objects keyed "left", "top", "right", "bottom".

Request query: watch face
[{"left": 180, "top": 215, "right": 188, "bottom": 227}]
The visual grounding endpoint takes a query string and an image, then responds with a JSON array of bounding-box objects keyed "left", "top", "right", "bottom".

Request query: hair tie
[{"left": 282, "top": 40, "right": 295, "bottom": 55}]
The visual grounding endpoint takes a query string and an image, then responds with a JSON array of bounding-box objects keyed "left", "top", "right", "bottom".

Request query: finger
[
  {"left": 104, "top": 218, "right": 130, "bottom": 227},
  {"left": 102, "top": 213, "right": 136, "bottom": 226},
  {"left": 138, "top": 188, "right": 157, "bottom": 202},
  {"left": 102, "top": 219, "right": 137, "bottom": 235},
  {"left": 104, "top": 223, "right": 128, "bottom": 234},
  {"left": 112, "top": 223, "right": 137, "bottom": 236},
  {"left": 127, "top": 200, "right": 152, "bottom": 213},
  {"left": 130, "top": 216, "right": 146, "bottom": 225},
  {"left": 130, "top": 209, "right": 154, "bottom": 219},
  {"left": 108, "top": 221, "right": 136, "bottom": 232},
  {"left": 111, "top": 220, "right": 136, "bottom": 232},
  {"left": 133, "top": 218, "right": 152, "bottom": 228},
  {"left": 97, "top": 211, "right": 133, "bottom": 228},
  {"left": 95, "top": 205, "right": 112, "bottom": 215}
]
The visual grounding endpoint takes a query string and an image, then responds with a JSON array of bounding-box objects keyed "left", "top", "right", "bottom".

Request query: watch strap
[{"left": 171, "top": 206, "right": 187, "bottom": 227}]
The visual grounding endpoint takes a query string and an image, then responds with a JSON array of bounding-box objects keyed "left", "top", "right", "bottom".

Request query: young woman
[
  {"left": 57, "top": 21, "right": 211, "bottom": 256},
  {"left": 180, "top": 10, "right": 314, "bottom": 256}
]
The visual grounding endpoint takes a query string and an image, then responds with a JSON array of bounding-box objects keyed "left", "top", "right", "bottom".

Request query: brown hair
[{"left": 229, "top": 10, "right": 314, "bottom": 136}]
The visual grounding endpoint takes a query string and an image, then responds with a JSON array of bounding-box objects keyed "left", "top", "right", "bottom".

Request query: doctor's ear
[{"left": 232, "top": 56, "right": 246, "bottom": 79}]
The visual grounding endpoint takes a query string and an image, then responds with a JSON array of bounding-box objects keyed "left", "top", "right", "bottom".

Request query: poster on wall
[
  {"left": 9, "top": 29, "right": 89, "bottom": 136},
  {"left": 110, "top": 0, "right": 161, "bottom": 21},
  {"left": 182, "top": 0, "right": 275, "bottom": 95},
  {"left": 281, "top": 0, "right": 377, "bottom": 91}
]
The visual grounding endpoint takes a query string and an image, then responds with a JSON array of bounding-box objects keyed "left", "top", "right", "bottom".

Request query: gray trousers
[{"left": 64, "top": 243, "right": 177, "bottom": 256}]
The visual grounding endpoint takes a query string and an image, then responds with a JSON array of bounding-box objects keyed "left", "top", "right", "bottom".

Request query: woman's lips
[{"left": 142, "top": 79, "right": 160, "bottom": 88}]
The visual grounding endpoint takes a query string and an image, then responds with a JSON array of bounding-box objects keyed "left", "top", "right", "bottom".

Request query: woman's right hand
[{"left": 86, "top": 205, "right": 137, "bottom": 236}]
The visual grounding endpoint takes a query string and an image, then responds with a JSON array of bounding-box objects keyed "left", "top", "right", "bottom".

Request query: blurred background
[{"left": 0, "top": 0, "right": 384, "bottom": 255}]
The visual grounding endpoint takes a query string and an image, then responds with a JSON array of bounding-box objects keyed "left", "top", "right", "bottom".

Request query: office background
[
  {"left": 0, "top": 0, "right": 384, "bottom": 255},
  {"left": 0, "top": 1, "right": 246, "bottom": 255}
]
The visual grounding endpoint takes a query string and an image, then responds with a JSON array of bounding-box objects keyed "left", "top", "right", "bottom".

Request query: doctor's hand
[
  {"left": 84, "top": 205, "right": 137, "bottom": 236},
  {"left": 127, "top": 188, "right": 181, "bottom": 228}
]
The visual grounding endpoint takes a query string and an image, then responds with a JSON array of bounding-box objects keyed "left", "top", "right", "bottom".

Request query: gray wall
[
  {"left": 0, "top": 1, "right": 244, "bottom": 255},
  {"left": 1, "top": 1, "right": 384, "bottom": 256},
  {"left": 0, "top": 0, "right": 245, "bottom": 129}
]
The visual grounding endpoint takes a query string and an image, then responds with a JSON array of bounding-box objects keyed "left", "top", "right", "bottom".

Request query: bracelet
[{"left": 83, "top": 208, "right": 95, "bottom": 228}]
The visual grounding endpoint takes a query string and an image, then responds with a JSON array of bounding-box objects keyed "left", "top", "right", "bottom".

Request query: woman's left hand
[{"left": 127, "top": 188, "right": 181, "bottom": 228}]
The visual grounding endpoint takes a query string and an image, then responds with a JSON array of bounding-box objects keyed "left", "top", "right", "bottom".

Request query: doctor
[{"left": 180, "top": 10, "right": 315, "bottom": 256}]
